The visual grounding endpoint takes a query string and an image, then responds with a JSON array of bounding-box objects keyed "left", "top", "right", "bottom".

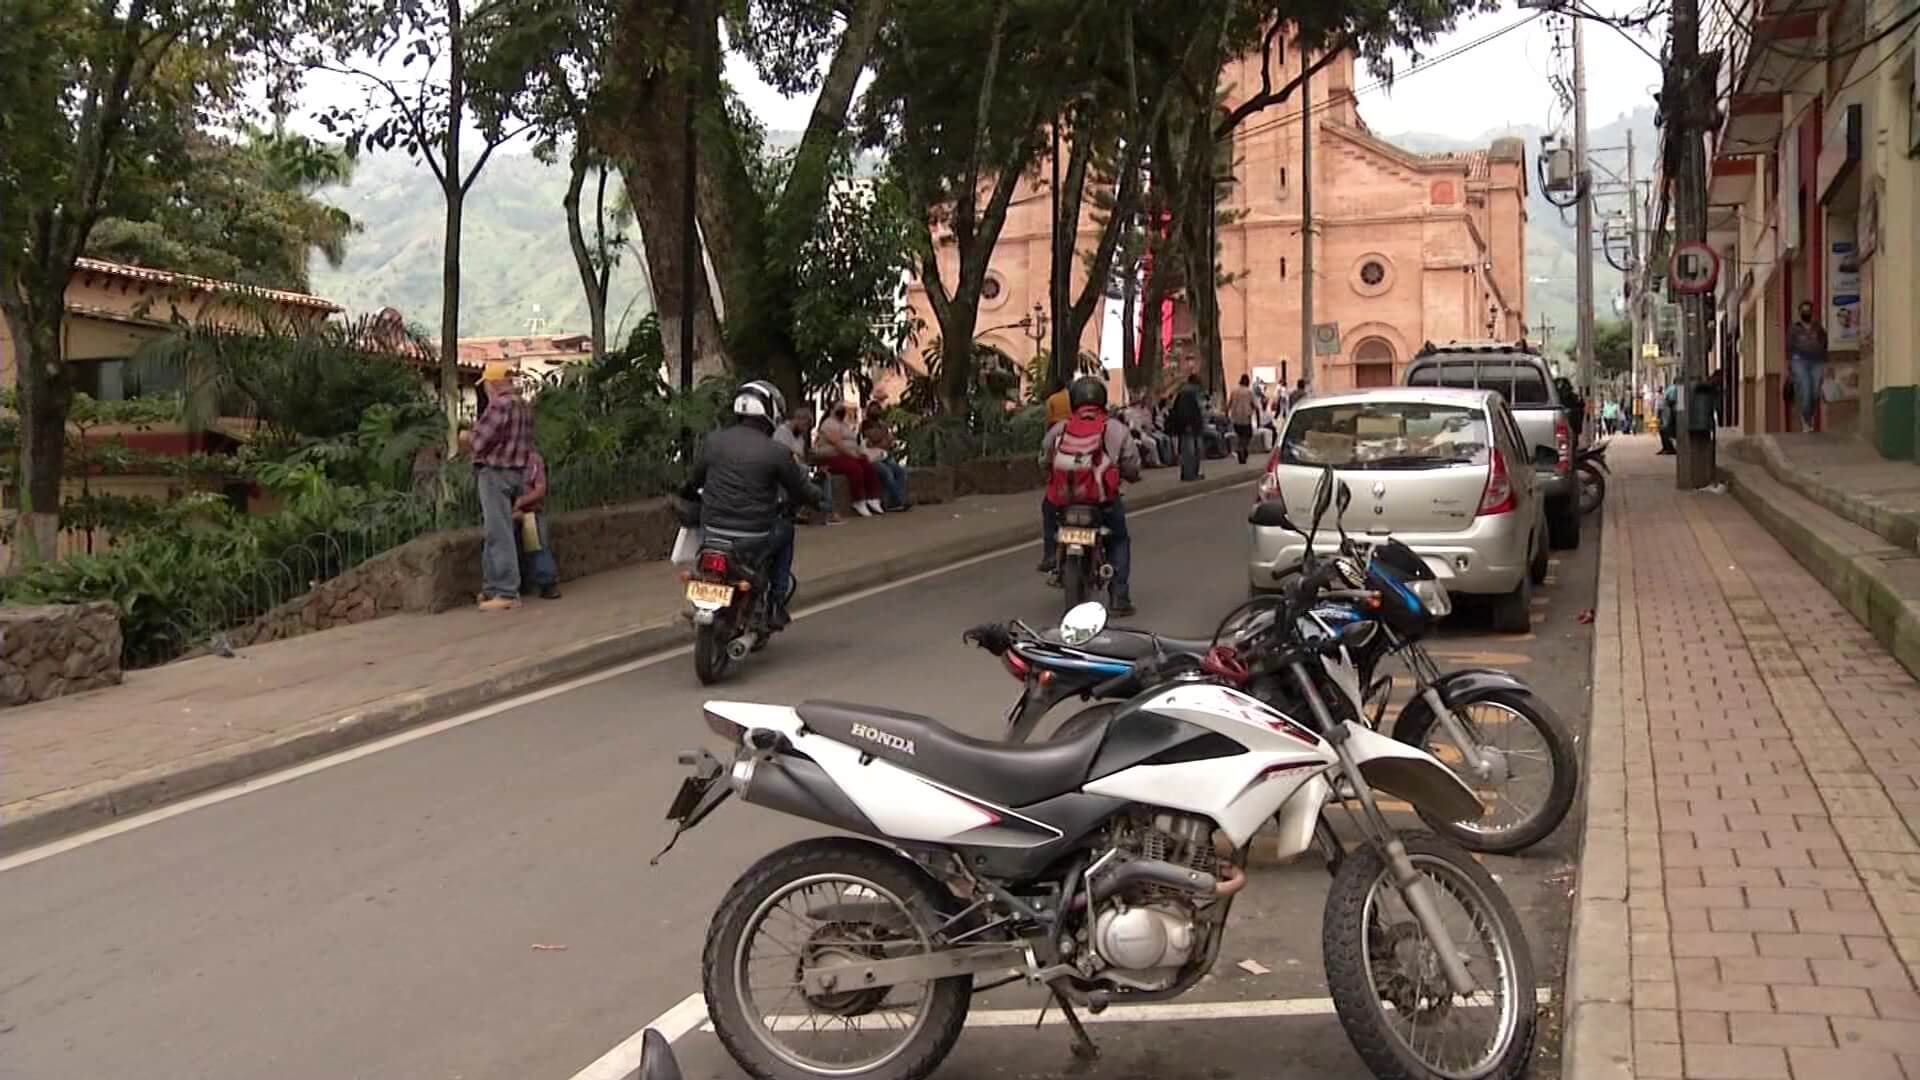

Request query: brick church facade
[{"left": 903, "top": 41, "right": 1530, "bottom": 397}]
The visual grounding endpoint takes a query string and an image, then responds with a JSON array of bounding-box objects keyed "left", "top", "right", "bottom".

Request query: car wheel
[
  {"left": 1547, "top": 494, "right": 1582, "bottom": 550},
  {"left": 1491, "top": 573, "right": 1532, "bottom": 634}
]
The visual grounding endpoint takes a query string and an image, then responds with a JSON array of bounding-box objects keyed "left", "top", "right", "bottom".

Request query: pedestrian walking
[
  {"left": 1657, "top": 380, "right": 1679, "bottom": 455},
  {"left": 1787, "top": 300, "right": 1827, "bottom": 430},
  {"left": 514, "top": 449, "right": 561, "bottom": 600},
  {"left": 1227, "top": 374, "right": 1256, "bottom": 465},
  {"left": 1168, "top": 374, "right": 1206, "bottom": 481},
  {"left": 460, "top": 362, "right": 535, "bottom": 610}
]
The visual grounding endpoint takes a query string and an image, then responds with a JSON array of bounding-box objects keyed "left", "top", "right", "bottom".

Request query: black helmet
[{"left": 1068, "top": 376, "right": 1108, "bottom": 411}]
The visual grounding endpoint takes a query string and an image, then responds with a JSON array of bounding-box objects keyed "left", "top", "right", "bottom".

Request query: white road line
[
  {"left": 566, "top": 993, "right": 709, "bottom": 1080},
  {"left": 0, "top": 481, "right": 1249, "bottom": 874}
]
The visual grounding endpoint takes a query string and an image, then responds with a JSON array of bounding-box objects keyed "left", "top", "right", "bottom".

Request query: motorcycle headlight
[{"left": 1410, "top": 579, "right": 1452, "bottom": 618}]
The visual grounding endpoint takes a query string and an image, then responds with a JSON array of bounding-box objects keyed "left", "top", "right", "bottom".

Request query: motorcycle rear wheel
[
  {"left": 694, "top": 620, "right": 732, "bottom": 685},
  {"left": 704, "top": 837, "right": 971, "bottom": 1080},
  {"left": 1060, "top": 554, "right": 1092, "bottom": 610},
  {"left": 1578, "top": 463, "right": 1606, "bottom": 515},
  {"left": 1324, "top": 832, "right": 1536, "bottom": 1080}
]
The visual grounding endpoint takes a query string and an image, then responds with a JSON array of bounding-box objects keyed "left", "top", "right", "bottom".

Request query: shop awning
[
  {"left": 1708, "top": 154, "right": 1761, "bottom": 205},
  {"left": 1717, "top": 95, "right": 1784, "bottom": 156}
]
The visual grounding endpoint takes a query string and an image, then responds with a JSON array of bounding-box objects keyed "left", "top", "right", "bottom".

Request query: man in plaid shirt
[{"left": 460, "top": 362, "right": 536, "bottom": 610}]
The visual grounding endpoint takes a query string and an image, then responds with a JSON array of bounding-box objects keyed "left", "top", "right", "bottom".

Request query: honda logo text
[{"left": 850, "top": 722, "right": 916, "bottom": 756}]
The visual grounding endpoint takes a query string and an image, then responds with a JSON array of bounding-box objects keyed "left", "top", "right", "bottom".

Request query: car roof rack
[{"left": 1413, "top": 339, "right": 1539, "bottom": 358}]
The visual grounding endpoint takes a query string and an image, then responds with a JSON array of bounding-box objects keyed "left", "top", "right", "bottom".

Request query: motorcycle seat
[
  {"left": 1041, "top": 628, "right": 1214, "bottom": 662},
  {"left": 795, "top": 700, "right": 1114, "bottom": 808}
]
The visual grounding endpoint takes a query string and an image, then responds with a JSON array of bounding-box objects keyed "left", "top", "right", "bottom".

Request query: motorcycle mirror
[
  {"left": 1059, "top": 602, "right": 1109, "bottom": 645},
  {"left": 1311, "top": 467, "right": 1335, "bottom": 525},
  {"left": 1335, "top": 480, "right": 1353, "bottom": 515},
  {"left": 638, "top": 1030, "right": 684, "bottom": 1080}
]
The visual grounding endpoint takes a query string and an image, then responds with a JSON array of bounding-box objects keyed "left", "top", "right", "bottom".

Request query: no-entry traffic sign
[{"left": 1669, "top": 242, "right": 1720, "bottom": 295}]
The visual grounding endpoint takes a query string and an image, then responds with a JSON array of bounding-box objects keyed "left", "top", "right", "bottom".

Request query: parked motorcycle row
[{"left": 659, "top": 466, "right": 1576, "bottom": 1080}]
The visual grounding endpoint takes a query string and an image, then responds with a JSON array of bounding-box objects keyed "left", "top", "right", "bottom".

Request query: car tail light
[
  {"left": 1256, "top": 447, "right": 1284, "bottom": 503},
  {"left": 698, "top": 551, "right": 730, "bottom": 576},
  {"left": 1477, "top": 448, "right": 1516, "bottom": 516},
  {"left": 1554, "top": 414, "right": 1572, "bottom": 473}
]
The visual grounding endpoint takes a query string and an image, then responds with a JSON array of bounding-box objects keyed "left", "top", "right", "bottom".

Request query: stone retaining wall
[{"left": 0, "top": 602, "right": 122, "bottom": 705}]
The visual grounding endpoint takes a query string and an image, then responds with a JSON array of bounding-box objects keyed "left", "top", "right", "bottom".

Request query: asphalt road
[{"left": 0, "top": 485, "right": 1598, "bottom": 1080}]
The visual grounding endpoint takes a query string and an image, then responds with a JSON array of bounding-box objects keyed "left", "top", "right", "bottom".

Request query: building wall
[{"left": 1863, "top": 8, "right": 1918, "bottom": 459}]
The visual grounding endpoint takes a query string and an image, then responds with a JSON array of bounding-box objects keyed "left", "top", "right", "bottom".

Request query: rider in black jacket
[{"left": 680, "top": 381, "right": 825, "bottom": 624}]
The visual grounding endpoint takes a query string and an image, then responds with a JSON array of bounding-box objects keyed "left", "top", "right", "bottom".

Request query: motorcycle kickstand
[{"left": 1049, "top": 989, "right": 1099, "bottom": 1061}]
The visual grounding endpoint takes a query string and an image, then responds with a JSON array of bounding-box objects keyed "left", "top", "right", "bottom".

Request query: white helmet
[{"left": 731, "top": 379, "right": 786, "bottom": 422}]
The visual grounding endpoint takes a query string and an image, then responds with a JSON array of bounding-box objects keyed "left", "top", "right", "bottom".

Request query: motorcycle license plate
[
  {"left": 1058, "top": 526, "right": 1098, "bottom": 547},
  {"left": 685, "top": 581, "right": 735, "bottom": 609},
  {"left": 665, "top": 772, "right": 718, "bottom": 822}
]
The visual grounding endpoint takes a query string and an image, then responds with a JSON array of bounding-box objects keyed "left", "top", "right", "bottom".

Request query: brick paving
[
  {"left": 0, "top": 466, "right": 1249, "bottom": 836},
  {"left": 1604, "top": 437, "right": 1920, "bottom": 1079}
]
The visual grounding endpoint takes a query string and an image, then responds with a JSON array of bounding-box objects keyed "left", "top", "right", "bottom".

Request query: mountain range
[{"left": 308, "top": 108, "right": 1660, "bottom": 344}]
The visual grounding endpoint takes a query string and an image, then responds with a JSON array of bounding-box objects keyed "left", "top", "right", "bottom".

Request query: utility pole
[
  {"left": 1572, "top": 14, "right": 1595, "bottom": 398},
  {"left": 1625, "top": 130, "right": 1643, "bottom": 401},
  {"left": 1050, "top": 122, "right": 1065, "bottom": 387},
  {"left": 1299, "top": 47, "right": 1314, "bottom": 389},
  {"left": 1670, "top": 0, "right": 1716, "bottom": 488}
]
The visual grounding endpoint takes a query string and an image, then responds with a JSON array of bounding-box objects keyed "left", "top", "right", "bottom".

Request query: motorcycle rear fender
[
  {"left": 1342, "top": 722, "right": 1485, "bottom": 824},
  {"left": 1387, "top": 668, "right": 1533, "bottom": 745}
]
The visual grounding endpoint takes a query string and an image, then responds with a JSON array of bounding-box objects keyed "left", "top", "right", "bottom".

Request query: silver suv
[{"left": 1403, "top": 341, "right": 1582, "bottom": 551}]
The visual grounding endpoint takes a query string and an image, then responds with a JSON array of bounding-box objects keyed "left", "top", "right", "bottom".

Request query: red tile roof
[{"left": 73, "top": 257, "right": 344, "bottom": 313}]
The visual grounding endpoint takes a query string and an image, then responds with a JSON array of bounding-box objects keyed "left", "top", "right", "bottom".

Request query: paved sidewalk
[
  {"left": 0, "top": 465, "right": 1258, "bottom": 852},
  {"left": 1570, "top": 436, "right": 1920, "bottom": 1080}
]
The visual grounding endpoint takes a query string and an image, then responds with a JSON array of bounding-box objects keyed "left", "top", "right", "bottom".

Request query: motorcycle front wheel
[
  {"left": 703, "top": 837, "right": 971, "bottom": 1080},
  {"left": 694, "top": 619, "right": 732, "bottom": 685},
  {"left": 1324, "top": 832, "right": 1536, "bottom": 1080},
  {"left": 1397, "top": 688, "right": 1578, "bottom": 854}
]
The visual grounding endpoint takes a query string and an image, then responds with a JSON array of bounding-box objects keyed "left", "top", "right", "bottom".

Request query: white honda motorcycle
[{"left": 659, "top": 485, "right": 1536, "bottom": 1080}]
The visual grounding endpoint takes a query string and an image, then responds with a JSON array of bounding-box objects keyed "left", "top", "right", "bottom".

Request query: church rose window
[{"left": 1360, "top": 261, "right": 1386, "bottom": 286}]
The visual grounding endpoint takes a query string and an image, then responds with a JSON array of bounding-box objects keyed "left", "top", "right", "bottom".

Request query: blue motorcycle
[{"left": 966, "top": 470, "right": 1577, "bottom": 855}]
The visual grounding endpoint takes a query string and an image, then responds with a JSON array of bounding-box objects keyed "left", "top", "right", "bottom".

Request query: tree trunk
[
  {"left": 5, "top": 285, "right": 72, "bottom": 569},
  {"left": 1120, "top": 245, "right": 1138, "bottom": 393},
  {"left": 439, "top": 0, "right": 466, "bottom": 452},
  {"left": 562, "top": 144, "right": 609, "bottom": 362}
]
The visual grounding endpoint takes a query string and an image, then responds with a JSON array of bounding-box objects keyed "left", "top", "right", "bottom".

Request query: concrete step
[
  {"left": 1729, "top": 432, "right": 1920, "bottom": 554},
  {"left": 1720, "top": 456, "right": 1920, "bottom": 680}
]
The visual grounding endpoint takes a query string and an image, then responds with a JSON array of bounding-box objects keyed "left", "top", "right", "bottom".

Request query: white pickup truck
[{"left": 1403, "top": 340, "right": 1583, "bottom": 550}]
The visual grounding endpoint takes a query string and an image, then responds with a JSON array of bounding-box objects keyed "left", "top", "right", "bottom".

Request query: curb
[
  {"left": 1562, "top": 493, "right": 1635, "bottom": 1080},
  {"left": 0, "top": 469, "right": 1259, "bottom": 856},
  {"left": 1730, "top": 434, "right": 1920, "bottom": 553},
  {"left": 1721, "top": 458, "right": 1920, "bottom": 680}
]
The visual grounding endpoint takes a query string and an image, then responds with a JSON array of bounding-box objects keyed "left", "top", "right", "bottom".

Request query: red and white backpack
[{"left": 1046, "top": 406, "right": 1121, "bottom": 508}]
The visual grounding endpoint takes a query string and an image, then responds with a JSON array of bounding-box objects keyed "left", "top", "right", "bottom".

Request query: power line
[{"left": 1227, "top": 12, "right": 1545, "bottom": 144}]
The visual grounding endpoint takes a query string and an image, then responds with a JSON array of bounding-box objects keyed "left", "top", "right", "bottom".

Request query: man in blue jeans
[{"left": 1787, "top": 300, "right": 1827, "bottom": 430}]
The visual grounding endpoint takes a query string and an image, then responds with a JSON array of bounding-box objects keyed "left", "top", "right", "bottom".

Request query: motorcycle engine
[{"left": 1085, "top": 812, "right": 1221, "bottom": 989}]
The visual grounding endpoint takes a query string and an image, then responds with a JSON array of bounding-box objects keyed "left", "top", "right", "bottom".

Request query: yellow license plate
[
  {"left": 685, "top": 581, "right": 735, "bottom": 607},
  {"left": 1058, "top": 527, "right": 1098, "bottom": 547}
]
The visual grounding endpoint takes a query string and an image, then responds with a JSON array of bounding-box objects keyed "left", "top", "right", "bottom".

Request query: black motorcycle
[
  {"left": 1578, "top": 438, "right": 1610, "bottom": 515},
  {"left": 678, "top": 499, "right": 797, "bottom": 685},
  {"left": 1052, "top": 502, "right": 1114, "bottom": 610}
]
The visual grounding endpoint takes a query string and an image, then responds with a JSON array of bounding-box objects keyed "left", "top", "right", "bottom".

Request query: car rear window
[
  {"left": 1281, "top": 402, "right": 1491, "bottom": 470},
  {"left": 1412, "top": 358, "right": 1550, "bottom": 404}
]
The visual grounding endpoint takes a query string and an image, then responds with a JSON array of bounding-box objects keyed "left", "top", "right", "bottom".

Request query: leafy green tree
[
  {"left": 1594, "top": 318, "right": 1633, "bottom": 378},
  {"left": 0, "top": 0, "right": 316, "bottom": 566},
  {"left": 310, "top": 0, "right": 537, "bottom": 451},
  {"left": 86, "top": 124, "right": 358, "bottom": 293}
]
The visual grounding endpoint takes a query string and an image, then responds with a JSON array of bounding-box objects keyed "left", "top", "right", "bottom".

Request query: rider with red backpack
[{"left": 1038, "top": 376, "right": 1143, "bottom": 615}]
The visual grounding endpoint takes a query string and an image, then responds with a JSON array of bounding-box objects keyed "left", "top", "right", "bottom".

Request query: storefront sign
[
  {"left": 1817, "top": 103, "right": 1862, "bottom": 201},
  {"left": 1829, "top": 237, "right": 1862, "bottom": 345}
]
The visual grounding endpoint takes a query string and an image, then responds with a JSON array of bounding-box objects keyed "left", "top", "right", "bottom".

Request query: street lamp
[{"left": 1024, "top": 302, "right": 1049, "bottom": 360}]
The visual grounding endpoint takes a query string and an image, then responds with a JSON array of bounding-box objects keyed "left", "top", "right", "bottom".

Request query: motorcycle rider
[
  {"left": 1041, "top": 375, "right": 1143, "bottom": 616},
  {"left": 680, "top": 380, "right": 826, "bottom": 627}
]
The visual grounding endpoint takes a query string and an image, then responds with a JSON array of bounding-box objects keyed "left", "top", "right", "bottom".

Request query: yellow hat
[{"left": 481, "top": 361, "right": 514, "bottom": 384}]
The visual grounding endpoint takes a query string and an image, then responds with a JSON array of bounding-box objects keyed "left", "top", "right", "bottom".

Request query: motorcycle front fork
[{"left": 1291, "top": 662, "right": 1478, "bottom": 998}]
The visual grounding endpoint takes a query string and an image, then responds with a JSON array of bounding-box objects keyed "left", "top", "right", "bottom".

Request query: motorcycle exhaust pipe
[
  {"left": 739, "top": 754, "right": 882, "bottom": 839},
  {"left": 1088, "top": 859, "right": 1237, "bottom": 905},
  {"left": 727, "top": 634, "right": 757, "bottom": 661}
]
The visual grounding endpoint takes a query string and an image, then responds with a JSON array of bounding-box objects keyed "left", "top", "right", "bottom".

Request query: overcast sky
[{"left": 726, "top": 3, "right": 1668, "bottom": 143}]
